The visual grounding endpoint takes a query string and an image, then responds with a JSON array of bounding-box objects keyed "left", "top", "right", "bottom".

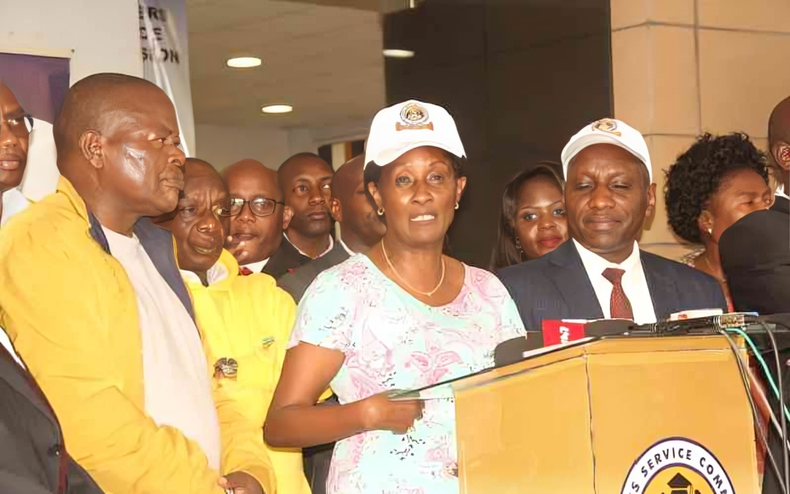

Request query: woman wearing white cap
[{"left": 265, "top": 100, "right": 525, "bottom": 494}]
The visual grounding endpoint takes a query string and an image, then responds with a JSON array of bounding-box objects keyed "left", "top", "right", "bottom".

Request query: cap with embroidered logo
[
  {"left": 364, "top": 99, "right": 466, "bottom": 169},
  {"left": 561, "top": 118, "right": 652, "bottom": 183}
]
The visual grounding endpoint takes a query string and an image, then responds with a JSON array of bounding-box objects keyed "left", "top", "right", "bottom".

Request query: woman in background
[
  {"left": 490, "top": 163, "right": 568, "bottom": 271},
  {"left": 265, "top": 100, "right": 525, "bottom": 494},
  {"left": 665, "top": 133, "right": 774, "bottom": 312}
]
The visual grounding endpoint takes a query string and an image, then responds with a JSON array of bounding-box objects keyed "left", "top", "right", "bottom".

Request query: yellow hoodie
[{"left": 181, "top": 248, "right": 311, "bottom": 494}]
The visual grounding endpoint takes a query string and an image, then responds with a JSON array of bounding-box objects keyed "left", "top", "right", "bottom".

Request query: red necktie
[
  {"left": 602, "top": 267, "right": 634, "bottom": 320},
  {"left": 239, "top": 267, "right": 253, "bottom": 276}
]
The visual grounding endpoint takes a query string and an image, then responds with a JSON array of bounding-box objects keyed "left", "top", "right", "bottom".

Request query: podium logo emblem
[{"left": 621, "top": 437, "right": 733, "bottom": 494}]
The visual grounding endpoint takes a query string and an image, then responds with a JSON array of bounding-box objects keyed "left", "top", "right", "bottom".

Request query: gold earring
[
  {"left": 454, "top": 203, "right": 459, "bottom": 210},
  {"left": 377, "top": 207, "right": 385, "bottom": 216},
  {"left": 707, "top": 228, "right": 713, "bottom": 235}
]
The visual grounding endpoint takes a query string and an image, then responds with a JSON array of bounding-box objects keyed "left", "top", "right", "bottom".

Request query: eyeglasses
[
  {"left": 1, "top": 114, "right": 33, "bottom": 139},
  {"left": 229, "top": 197, "right": 284, "bottom": 217},
  {"left": 178, "top": 202, "right": 234, "bottom": 221}
]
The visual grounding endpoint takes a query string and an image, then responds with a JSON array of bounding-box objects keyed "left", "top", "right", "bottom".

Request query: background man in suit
[
  {"left": 498, "top": 118, "right": 726, "bottom": 330},
  {"left": 720, "top": 208, "right": 790, "bottom": 314},
  {"left": 279, "top": 154, "right": 386, "bottom": 302},
  {"left": 278, "top": 153, "right": 335, "bottom": 260},
  {"left": 0, "top": 81, "right": 29, "bottom": 222},
  {"left": 0, "top": 331, "right": 103, "bottom": 494},
  {"left": 223, "top": 158, "right": 309, "bottom": 278},
  {"left": 768, "top": 96, "right": 790, "bottom": 214},
  {"left": 719, "top": 209, "right": 790, "bottom": 494}
]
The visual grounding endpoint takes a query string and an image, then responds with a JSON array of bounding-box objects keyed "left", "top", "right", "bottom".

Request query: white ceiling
[{"left": 186, "top": 0, "right": 387, "bottom": 135}]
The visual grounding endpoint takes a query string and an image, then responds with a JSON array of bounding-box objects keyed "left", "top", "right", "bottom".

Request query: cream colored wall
[
  {"left": 0, "top": 0, "right": 142, "bottom": 83},
  {"left": 610, "top": 0, "right": 790, "bottom": 260}
]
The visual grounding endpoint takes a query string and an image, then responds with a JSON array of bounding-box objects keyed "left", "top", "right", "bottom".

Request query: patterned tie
[
  {"left": 239, "top": 267, "right": 254, "bottom": 276},
  {"left": 602, "top": 267, "right": 634, "bottom": 320}
]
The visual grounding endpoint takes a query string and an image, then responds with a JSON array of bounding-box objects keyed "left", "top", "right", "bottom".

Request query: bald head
[
  {"left": 330, "top": 155, "right": 385, "bottom": 253},
  {"left": 54, "top": 73, "right": 167, "bottom": 166},
  {"left": 222, "top": 158, "right": 287, "bottom": 265},
  {"left": 331, "top": 155, "right": 364, "bottom": 206},
  {"left": 222, "top": 159, "right": 281, "bottom": 201},
  {"left": 51, "top": 73, "right": 186, "bottom": 235},
  {"left": 185, "top": 158, "right": 223, "bottom": 187},
  {"left": 769, "top": 96, "right": 790, "bottom": 188}
]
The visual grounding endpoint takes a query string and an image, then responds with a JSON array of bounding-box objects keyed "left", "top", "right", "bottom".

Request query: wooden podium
[{"left": 419, "top": 335, "right": 760, "bottom": 493}]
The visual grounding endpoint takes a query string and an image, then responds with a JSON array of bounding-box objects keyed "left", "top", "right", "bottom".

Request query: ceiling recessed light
[
  {"left": 227, "top": 56, "right": 261, "bottom": 68},
  {"left": 261, "top": 104, "right": 293, "bottom": 114},
  {"left": 383, "top": 49, "right": 415, "bottom": 59}
]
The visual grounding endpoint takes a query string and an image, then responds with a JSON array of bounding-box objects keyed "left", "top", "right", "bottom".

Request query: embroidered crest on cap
[
  {"left": 591, "top": 118, "right": 622, "bottom": 137},
  {"left": 396, "top": 102, "right": 434, "bottom": 131}
]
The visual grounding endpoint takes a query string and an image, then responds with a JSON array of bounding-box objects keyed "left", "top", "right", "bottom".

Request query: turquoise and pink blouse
[{"left": 289, "top": 254, "right": 526, "bottom": 494}]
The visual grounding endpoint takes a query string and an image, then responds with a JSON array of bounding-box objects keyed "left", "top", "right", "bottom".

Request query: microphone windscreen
[
  {"left": 494, "top": 335, "right": 536, "bottom": 368},
  {"left": 584, "top": 319, "right": 633, "bottom": 338}
]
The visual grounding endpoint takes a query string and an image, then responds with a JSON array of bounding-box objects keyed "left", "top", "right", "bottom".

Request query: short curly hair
[{"left": 664, "top": 132, "right": 769, "bottom": 244}]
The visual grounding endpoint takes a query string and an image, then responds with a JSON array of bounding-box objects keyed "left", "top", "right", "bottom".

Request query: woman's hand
[{"left": 358, "top": 392, "right": 424, "bottom": 434}]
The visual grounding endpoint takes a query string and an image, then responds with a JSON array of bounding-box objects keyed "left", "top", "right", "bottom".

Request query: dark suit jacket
[
  {"left": 261, "top": 238, "right": 311, "bottom": 279},
  {"left": 497, "top": 240, "right": 727, "bottom": 330},
  {"left": 720, "top": 209, "right": 790, "bottom": 314},
  {"left": 770, "top": 194, "right": 789, "bottom": 215},
  {"left": 277, "top": 242, "right": 351, "bottom": 302},
  {"left": 0, "top": 343, "right": 103, "bottom": 494}
]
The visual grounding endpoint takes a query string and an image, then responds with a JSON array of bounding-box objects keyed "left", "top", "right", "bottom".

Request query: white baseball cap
[
  {"left": 560, "top": 118, "right": 653, "bottom": 183},
  {"left": 364, "top": 99, "right": 466, "bottom": 169}
]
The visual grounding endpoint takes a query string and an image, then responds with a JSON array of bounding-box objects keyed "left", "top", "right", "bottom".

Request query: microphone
[
  {"left": 494, "top": 332, "right": 543, "bottom": 368},
  {"left": 631, "top": 313, "right": 757, "bottom": 334}
]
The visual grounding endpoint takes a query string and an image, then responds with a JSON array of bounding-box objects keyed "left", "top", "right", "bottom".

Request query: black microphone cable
[
  {"left": 759, "top": 320, "right": 790, "bottom": 494},
  {"left": 720, "top": 329, "right": 788, "bottom": 494}
]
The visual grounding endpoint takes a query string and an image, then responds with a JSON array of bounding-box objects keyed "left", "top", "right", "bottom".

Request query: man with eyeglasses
[
  {"left": 222, "top": 158, "right": 311, "bottom": 278},
  {"left": 0, "top": 81, "right": 32, "bottom": 224},
  {"left": 155, "top": 158, "right": 309, "bottom": 494}
]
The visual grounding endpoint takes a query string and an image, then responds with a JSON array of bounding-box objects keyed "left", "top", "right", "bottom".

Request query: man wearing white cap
[{"left": 498, "top": 118, "right": 727, "bottom": 330}]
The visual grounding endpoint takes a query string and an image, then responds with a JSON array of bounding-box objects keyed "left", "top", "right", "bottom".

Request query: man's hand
[
  {"left": 218, "top": 471, "right": 264, "bottom": 494},
  {"left": 225, "top": 236, "right": 251, "bottom": 265}
]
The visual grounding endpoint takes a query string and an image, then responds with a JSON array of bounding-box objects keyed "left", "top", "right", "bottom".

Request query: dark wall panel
[{"left": 384, "top": 0, "right": 612, "bottom": 268}]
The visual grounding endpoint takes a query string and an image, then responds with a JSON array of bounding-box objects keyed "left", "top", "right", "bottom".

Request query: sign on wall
[{"left": 139, "top": 0, "right": 196, "bottom": 157}]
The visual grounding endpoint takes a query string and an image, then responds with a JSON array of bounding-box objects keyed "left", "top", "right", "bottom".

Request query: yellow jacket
[
  {"left": 181, "top": 248, "right": 311, "bottom": 494},
  {"left": 0, "top": 177, "right": 276, "bottom": 494}
]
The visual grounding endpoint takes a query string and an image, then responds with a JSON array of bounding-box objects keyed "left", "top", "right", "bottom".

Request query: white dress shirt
[
  {"left": 573, "top": 239, "right": 657, "bottom": 324},
  {"left": 102, "top": 226, "right": 221, "bottom": 468},
  {"left": 0, "top": 327, "right": 23, "bottom": 367},
  {"left": 1, "top": 188, "right": 31, "bottom": 226},
  {"left": 776, "top": 184, "right": 789, "bottom": 201},
  {"left": 284, "top": 232, "right": 334, "bottom": 259},
  {"left": 241, "top": 258, "right": 269, "bottom": 273}
]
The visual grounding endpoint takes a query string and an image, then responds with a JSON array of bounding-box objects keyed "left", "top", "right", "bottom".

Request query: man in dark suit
[
  {"left": 499, "top": 118, "right": 726, "bottom": 330},
  {"left": 223, "top": 159, "right": 311, "bottom": 278},
  {"left": 0, "top": 332, "right": 103, "bottom": 493},
  {"left": 719, "top": 209, "right": 790, "bottom": 494},
  {"left": 720, "top": 209, "right": 790, "bottom": 314},
  {"left": 279, "top": 155, "right": 386, "bottom": 302},
  {"left": 278, "top": 153, "right": 336, "bottom": 260},
  {"left": 768, "top": 96, "right": 790, "bottom": 215}
]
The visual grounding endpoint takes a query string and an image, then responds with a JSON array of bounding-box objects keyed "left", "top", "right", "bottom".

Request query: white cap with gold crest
[
  {"left": 364, "top": 99, "right": 466, "bottom": 169},
  {"left": 561, "top": 118, "right": 653, "bottom": 183}
]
